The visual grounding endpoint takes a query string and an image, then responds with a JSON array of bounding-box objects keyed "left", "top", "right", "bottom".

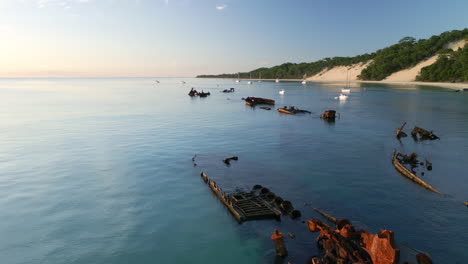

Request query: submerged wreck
[
  {"left": 277, "top": 106, "right": 311, "bottom": 114},
  {"left": 243, "top": 97, "right": 275, "bottom": 106},
  {"left": 188, "top": 88, "right": 210, "bottom": 97},
  {"left": 306, "top": 218, "right": 399, "bottom": 264},
  {"left": 222, "top": 88, "right": 235, "bottom": 93},
  {"left": 396, "top": 122, "right": 407, "bottom": 138},
  {"left": 392, "top": 151, "right": 442, "bottom": 194},
  {"left": 320, "top": 110, "right": 337, "bottom": 121},
  {"left": 304, "top": 207, "right": 434, "bottom": 264},
  {"left": 411, "top": 126, "right": 439, "bottom": 141},
  {"left": 200, "top": 172, "right": 281, "bottom": 223}
]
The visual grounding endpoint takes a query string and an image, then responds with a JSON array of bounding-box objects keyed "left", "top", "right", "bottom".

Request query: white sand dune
[
  {"left": 385, "top": 39, "right": 467, "bottom": 81},
  {"left": 306, "top": 61, "right": 372, "bottom": 82},
  {"left": 306, "top": 39, "right": 467, "bottom": 84},
  {"left": 384, "top": 55, "right": 439, "bottom": 82}
]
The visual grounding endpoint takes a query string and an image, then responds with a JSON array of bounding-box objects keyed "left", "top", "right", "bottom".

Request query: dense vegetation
[
  {"left": 359, "top": 29, "right": 468, "bottom": 80},
  {"left": 416, "top": 44, "right": 468, "bottom": 82},
  {"left": 197, "top": 29, "right": 468, "bottom": 82},
  {"left": 197, "top": 54, "right": 374, "bottom": 79}
]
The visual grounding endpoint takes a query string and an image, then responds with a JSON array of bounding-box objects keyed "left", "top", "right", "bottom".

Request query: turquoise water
[{"left": 0, "top": 78, "right": 467, "bottom": 264}]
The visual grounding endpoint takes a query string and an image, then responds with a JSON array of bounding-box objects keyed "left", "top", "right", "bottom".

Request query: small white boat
[
  {"left": 181, "top": 81, "right": 186, "bottom": 84},
  {"left": 235, "top": 79, "right": 240, "bottom": 83},
  {"left": 338, "top": 94, "right": 348, "bottom": 100},
  {"left": 275, "top": 78, "right": 280, "bottom": 83},
  {"left": 247, "top": 81, "right": 252, "bottom": 84},
  {"left": 279, "top": 89, "right": 285, "bottom": 95},
  {"left": 341, "top": 88, "right": 350, "bottom": 93},
  {"left": 301, "top": 80, "right": 307, "bottom": 84}
]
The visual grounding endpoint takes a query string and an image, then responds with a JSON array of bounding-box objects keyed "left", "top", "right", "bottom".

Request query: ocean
[{"left": 0, "top": 78, "right": 467, "bottom": 264}]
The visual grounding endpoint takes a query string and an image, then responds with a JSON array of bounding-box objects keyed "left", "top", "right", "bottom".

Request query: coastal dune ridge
[
  {"left": 199, "top": 30, "right": 468, "bottom": 90},
  {"left": 306, "top": 39, "right": 467, "bottom": 89}
]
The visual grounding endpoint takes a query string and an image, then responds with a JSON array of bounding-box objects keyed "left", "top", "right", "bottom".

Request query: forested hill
[{"left": 197, "top": 29, "right": 468, "bottom": 82}]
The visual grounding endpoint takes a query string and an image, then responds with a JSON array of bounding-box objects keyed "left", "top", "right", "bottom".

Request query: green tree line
[
  {"left": 359, "top": 29, "right": 468, "bottom": 80},
  {"left": 416, "top": 44, "right": 468, "bottom": 82},
  {"left": 197, "top": 29, "right": 467, "bottom": 82}
]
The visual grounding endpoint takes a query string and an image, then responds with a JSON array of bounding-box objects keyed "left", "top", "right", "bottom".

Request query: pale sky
[{"left": 1, "top": 0, "right": 467, "bottom": 78}]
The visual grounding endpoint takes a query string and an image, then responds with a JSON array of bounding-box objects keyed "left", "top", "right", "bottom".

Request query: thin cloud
[
  {"left": 216, "top": 4, "right": 227, "bottom": 10},
  {"left": 37, "top": 0, "right": 91, "bottom": 8}
]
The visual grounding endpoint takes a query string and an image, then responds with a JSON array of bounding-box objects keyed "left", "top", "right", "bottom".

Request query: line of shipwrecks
[
  {"left": 393, "top": 124, "right": 467, "bottom": 207},
  {"left": 198, "top": 168, "right": 434, "bottom": 264},
  {"left": 243, "top": 97, "right": 337, "bottom": 120}
]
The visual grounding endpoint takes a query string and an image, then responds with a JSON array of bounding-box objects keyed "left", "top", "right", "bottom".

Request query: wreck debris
[
  {"left": 416, "top": 253, "right": 433, "bottom": 264},
  {"left": 222, "top": 88, "right": 235, "bottom": 93},
  {"left": 198, "top": 91, "right": 210, "bottom": 97},
  {"left": 244, "top": 97, "right": 275, "bottom": 106},
  {"left": 411, "top": 126, "right": 439, "bottom": 141},
  {"left": 271, "top": 229, "right": 288, "bottom": 257},
  {"left": 260, "top": 106, "right": 271, "bottom": 110},
  {"left": 200, "top": 172, "right": 281, "bottom": 223},
  {"left": 392, "top": 151, "right": 442, "bottom": 194},
  {"left": 398, "top": 152, "right": 420, "bottom": 172},
  {"left": 396, "top": 122, "right": 407, "bottom": 138},
  {"left": 192, "top": 154, "right": 197, "bottom": 167},
  {"left": 304, "top": 203, "right": 337, "bottom": 224},
  {"left": 188, "top": 88, "right": 210, "bottom": 97},
  {"left": 277, "top": 106, "right": 312, "bottom": 114},
  {"left": 425, "top": 159, "right": 432, "bottom": 171},
  {"left": 306, "top": 218, "right": 401, "bottom": 264},
  {"left": 464, "top": 202, "right": 468, "bottom": 207},
  {"left": 223, "top": 156, "right": 238, "bottom": 165},
  {"left": 188, "top": 87, "right": 198, "bottom": 96},
  {"left": 320, "top": 110, "right": 337, "bottom": 121},
  {"left": 305, "top": 208, "right": 435, "bottom": 264},
  {"left": 251, "top": 187, "right": 301, "bottom": 219},
  {"left": 306, "top": 218, "right": 375, "bottom": 264}
]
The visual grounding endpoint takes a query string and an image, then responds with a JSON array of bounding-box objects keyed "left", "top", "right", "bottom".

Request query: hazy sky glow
[{"left": 1, "top": 0, "right": 467, "bottom": 77}]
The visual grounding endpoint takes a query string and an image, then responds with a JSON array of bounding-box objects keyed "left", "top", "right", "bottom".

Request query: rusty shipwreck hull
[{"left": 392, "top": 152, "right": 442, "bottom": 194}]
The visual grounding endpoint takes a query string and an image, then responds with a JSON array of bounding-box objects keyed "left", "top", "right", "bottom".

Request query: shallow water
[{"left": 0, "top": 78, "right": 467, "bottom": 264}]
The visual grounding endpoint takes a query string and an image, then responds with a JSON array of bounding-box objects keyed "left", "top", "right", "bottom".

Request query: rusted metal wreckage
[
  {"left": 200, "top": 172, "right": 301, "bottom": 223},
  {"left": 277, "top": 106, "right": 311, "bottom": 115},
  {"left": 200, "top": 172, "right": 281, "bottom": 223},
  {"left": 320, "top": 110, "right": 338, "bottom": 121},
  {"left": 223, "top": 156, "right": 238, "bottom": 165},
  {"left": 392, "top": 151, "right": 442, "bottom": 194},
  {"left": 222, "top": 88, "right": 235, "bottom": 93},
  {"left": 411, "top": 126, "right": 439, "bottom": 141},
  {"left": 188, "top": 88, "right": 210, "bottom": 97},
  {"left": 395, "top": 123, "right": 439, "bottom": 141},
  {"left": 396, "top": 122, "right": 407, "bottom": 138},
  {"left": 304, "top": 206, "right": 434, "bottom": 264},
  {"left": 243, "top": 97, "right": 275, "bottom": 106},
  {"left": 306, "top": 218, "right": 400, "bottom": 264}
]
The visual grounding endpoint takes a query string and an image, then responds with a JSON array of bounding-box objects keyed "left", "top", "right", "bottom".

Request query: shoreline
[{"left": 213, "top": 78, "right": 468, "bottom": 91}]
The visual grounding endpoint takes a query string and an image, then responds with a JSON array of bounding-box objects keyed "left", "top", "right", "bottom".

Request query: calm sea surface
[{"left": 0, "top": 78, "right": 467, "bottom": 264}]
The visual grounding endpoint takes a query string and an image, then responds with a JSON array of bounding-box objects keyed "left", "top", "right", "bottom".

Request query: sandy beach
[{"left": 237, "top": 78, "right": 468, "bottom": 90}]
